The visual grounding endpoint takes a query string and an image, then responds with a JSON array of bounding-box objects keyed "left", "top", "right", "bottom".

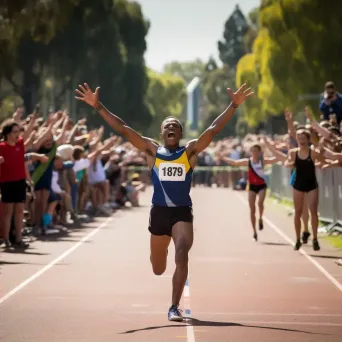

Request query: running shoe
[
  {"left": 302, "top": 231, "right": 311, "bottom": 244},
  {"left": 294, "top": 240, "right": 302, "bottom": 250},
  {"left": 313, "top": 239, "right": 320, "bottom": 251},
  {"left": 253, "top": 232, "right": 258, "bottom": 241},
  {"left": 13, "top": 240, "right": 29, "bottom": 249},
  {"left": 168, "top": 305, "right": 183, "bottom": 322},
  {"left": 3, "top": 239, "right": 11, "bottom": 248},
  {"left": 259, "top": 218, "right": 264, "bottom": 231}
]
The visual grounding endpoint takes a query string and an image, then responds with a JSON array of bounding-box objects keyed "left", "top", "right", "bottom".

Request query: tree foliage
[
  {"left": 162, "top": 59, "right": 206, "bottom": 85},
  {"left": 203, "top": 65, "right": 237, "bottom": 138},
  {"left": 145, "top": 70, "right": 186, "bottom": 139},
  {"left": 236, "top": 0, "right": 342, "bottom": 128},
  {"left": 1, "top": 0, "right": 152, "bottom": 135},
  {"left": 218, "top": 5, "right": 249, "bottom": 68}
]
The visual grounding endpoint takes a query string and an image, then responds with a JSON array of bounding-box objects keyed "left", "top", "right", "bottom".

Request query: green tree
[
  {"left": 236, "top": 53, "right": 262, "bottom": 127},
  {"left": 244, "top": 7, "right": 259, "bottom": 53},
  {"left": 0, "top": 0, "right": 79, "bottom": 113},
  {"left": 263, "top": 0, "right": 342, "bottom": 96},
  {"left": 235, "top": 0, "right": 342, "bottom": 126},
  {"left": 203, "top": 65, "right": 237, "bottom": 138},
  {"left": 117, "top": 0, "right": 151, "bottom": 132},
  {"left": 163, "top": 59, "right": 206, "bottom": 84},
  {"left": 1, "top": 0, "right": 152, "bottom": 134},
  {"left": 218, "top": 4, "right": 249, "bottom": 68},
  {"left": 145, "top": 70, "right": 186, "bottom": 139},
  {"left": 205, "top": 56, "right": 218, "bottom": 72}
]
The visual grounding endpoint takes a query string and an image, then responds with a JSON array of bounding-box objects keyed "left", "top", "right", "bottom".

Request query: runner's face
[
  {"left": 161, "top": 119, "right": 182, "bottom": 147},
  {"left": 250, "top": 147, "right": 260, "bottom": 159},
  {"left": 9, "top": 125, "right": 20, "bottom": 143},
  {"left": 296, "top": 133, "right": 309, "bottom": 146}
]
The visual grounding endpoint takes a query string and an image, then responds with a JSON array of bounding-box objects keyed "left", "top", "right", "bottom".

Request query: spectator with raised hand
[
  {"left": 322, "top": 147, "right": 342, "bottom": 168},
  {"left": 284, "top": 108, "right": 297, "bottom": 148},
  {"left": 12, "top": 107, "right": 25, "bottom": 123},
  {"left": 31, "top": 112, "right": 69, "bottom": 234},
  {"left": 305, "top": 106, "right": 333, "bottom": 141},
  {"left": 87, "top": 134, "right": 116, "bottom": 216},
  {"left": 319, "top": 82, "right": 342, "bottom": 125},
  {"left": 262, "top": 137, "right": 287, "bottom": 163},
  {"left": 73, "top": 144, "right": 100, "bottom": 213}
]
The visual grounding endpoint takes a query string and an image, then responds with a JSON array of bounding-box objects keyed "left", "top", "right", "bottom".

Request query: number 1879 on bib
[{"left": 159, "top": 163, "right": 186, "bottom": 181}]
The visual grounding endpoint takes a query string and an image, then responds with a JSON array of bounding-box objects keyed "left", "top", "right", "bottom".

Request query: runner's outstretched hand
[
  {"left": 75, "top": 83, "right": 100, "bottom": 108},
  {"left": 227, "top": 83, "right": 254, "bottom": 105}
]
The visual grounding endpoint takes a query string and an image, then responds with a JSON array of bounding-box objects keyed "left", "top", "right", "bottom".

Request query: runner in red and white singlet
[{"left": 219, "top": 143, "right": 279, "bottom": 241}]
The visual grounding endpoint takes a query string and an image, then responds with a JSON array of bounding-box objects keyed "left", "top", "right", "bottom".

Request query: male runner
[{"left": 75, "top": 82, "right": 253, "bottom": 321}]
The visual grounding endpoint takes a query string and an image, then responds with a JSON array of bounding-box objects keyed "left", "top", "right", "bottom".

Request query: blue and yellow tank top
[{"left": 151, "top": 146, "right": 193, "bottom": 207}]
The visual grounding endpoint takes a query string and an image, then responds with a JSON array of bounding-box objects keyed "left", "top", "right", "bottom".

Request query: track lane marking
[
  {"left": 235, "top": 193, "right": 342, "bottom": 292},
  {"left": 0, "top": 217, "right": 112, "bottom": 305}
]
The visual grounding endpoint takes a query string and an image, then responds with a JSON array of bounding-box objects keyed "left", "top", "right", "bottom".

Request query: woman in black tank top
[{"left": 285, "top": 129, "right": 325, "bottom": 251}]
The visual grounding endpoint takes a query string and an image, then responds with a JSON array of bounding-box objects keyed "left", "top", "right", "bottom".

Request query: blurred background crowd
[{"left": 1, "top": 0, "right": 342, "bottom": 252}]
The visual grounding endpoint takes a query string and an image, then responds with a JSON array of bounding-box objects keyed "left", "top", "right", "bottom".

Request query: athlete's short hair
[{"left": 161, "top": 116, "right": 183, "bottom": 132}]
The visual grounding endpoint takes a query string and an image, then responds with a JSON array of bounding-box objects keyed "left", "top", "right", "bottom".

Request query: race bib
[{"left": 159, "top": 163, "right": 186, "bottom": 181}]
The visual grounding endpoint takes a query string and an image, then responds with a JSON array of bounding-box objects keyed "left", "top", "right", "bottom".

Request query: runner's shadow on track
[
  {"left": 0, "top": 261, "right": 43, "bottom": 265},
  {"left": 261, "top": 242, "right": 291, "bottom": 246},
  {"left": 119, "top": 317, "right": 331, "bottom": 336},
  {"left": 36, "top": 235, "right": 92, "bottom": 243},
  {"left": 2, "top": 249, "right": 49, "bottom": 256},
  {"left": 308, "top": 254, "right": 342, "bottom": 260}
]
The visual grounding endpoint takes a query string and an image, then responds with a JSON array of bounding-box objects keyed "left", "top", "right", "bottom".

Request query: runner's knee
[
  {"left": 150, "top": 254, "right": 167, "bottom": 276},
  {"left": 175, "top": 243, "right": 189, "bottom": 267},
  {"left": 152, "top": 264, "right": 166, "bottom": 276},
  {"left": 295, "top": 209, "right": 303, "bottom": 218}
]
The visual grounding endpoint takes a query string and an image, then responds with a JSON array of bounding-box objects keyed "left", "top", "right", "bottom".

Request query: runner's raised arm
[
  {"left": 75, "top": 83, "right": 157, "bottom": 155},
  {"left": 186, "top": 84, "right": 254, "bottom": 157}
]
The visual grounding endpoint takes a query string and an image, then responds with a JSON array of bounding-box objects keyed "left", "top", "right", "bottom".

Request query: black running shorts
[
  {"left": 148, "top": 205, "right": 193, "bottom": 237},
  {"left": 292, "top": 182, "right": 318, "bottom": 193},
  {"left": 1, "top": 179, "right": 27, "bottom": 203},
  {"left": 249, "top": 183, "right": 267, "bottom": 194}
]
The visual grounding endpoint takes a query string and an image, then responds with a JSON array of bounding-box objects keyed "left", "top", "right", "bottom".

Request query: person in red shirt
[{"left": 0, "top": 119, "right": 29, "bottom": 248}]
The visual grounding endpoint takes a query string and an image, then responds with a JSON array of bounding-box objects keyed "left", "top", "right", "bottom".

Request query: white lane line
[
  {"left": 235, "top": 193, "right": 342, "bottom": 292},
  {"left": 184, "top": 274, "right": 195, "bottom": 342},
  {"left": 125, "top": 311, "right": 342, "bottom": 317},
  {"left": 184, "top": 279, "right": 190, "bottom": 298},
  {"left": 0, "top": 217, "right": 112, "bottom": 305}
]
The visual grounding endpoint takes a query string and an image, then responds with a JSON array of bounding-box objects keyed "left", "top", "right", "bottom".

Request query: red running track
[{"left": 1, "top": 187, "right": 342, "bottom": 342}]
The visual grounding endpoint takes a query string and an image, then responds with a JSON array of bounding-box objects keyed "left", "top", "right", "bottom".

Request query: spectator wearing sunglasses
[{"left": 319, "top": 81, "right": 342, "bottom": 125}]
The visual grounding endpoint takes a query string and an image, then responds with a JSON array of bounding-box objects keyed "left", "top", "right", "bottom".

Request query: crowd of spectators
[
  {"left": 0, "top": 81, "right": 342, "bottom": 265},
  {"left": 193, "top": 81, "right": 342, "bottom": 187},
  {"left": 0, "top": 108, "right": 146, "bottom": 248}
]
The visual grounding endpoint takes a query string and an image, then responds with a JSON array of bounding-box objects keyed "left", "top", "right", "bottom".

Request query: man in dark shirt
[{"left": 319, "top": 81, "right": 342, "bottom": 125}]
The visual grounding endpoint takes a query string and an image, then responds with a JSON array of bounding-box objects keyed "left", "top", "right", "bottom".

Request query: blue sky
[{"left": 135, "top": 0, "right": 260, "bottom": 71}]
